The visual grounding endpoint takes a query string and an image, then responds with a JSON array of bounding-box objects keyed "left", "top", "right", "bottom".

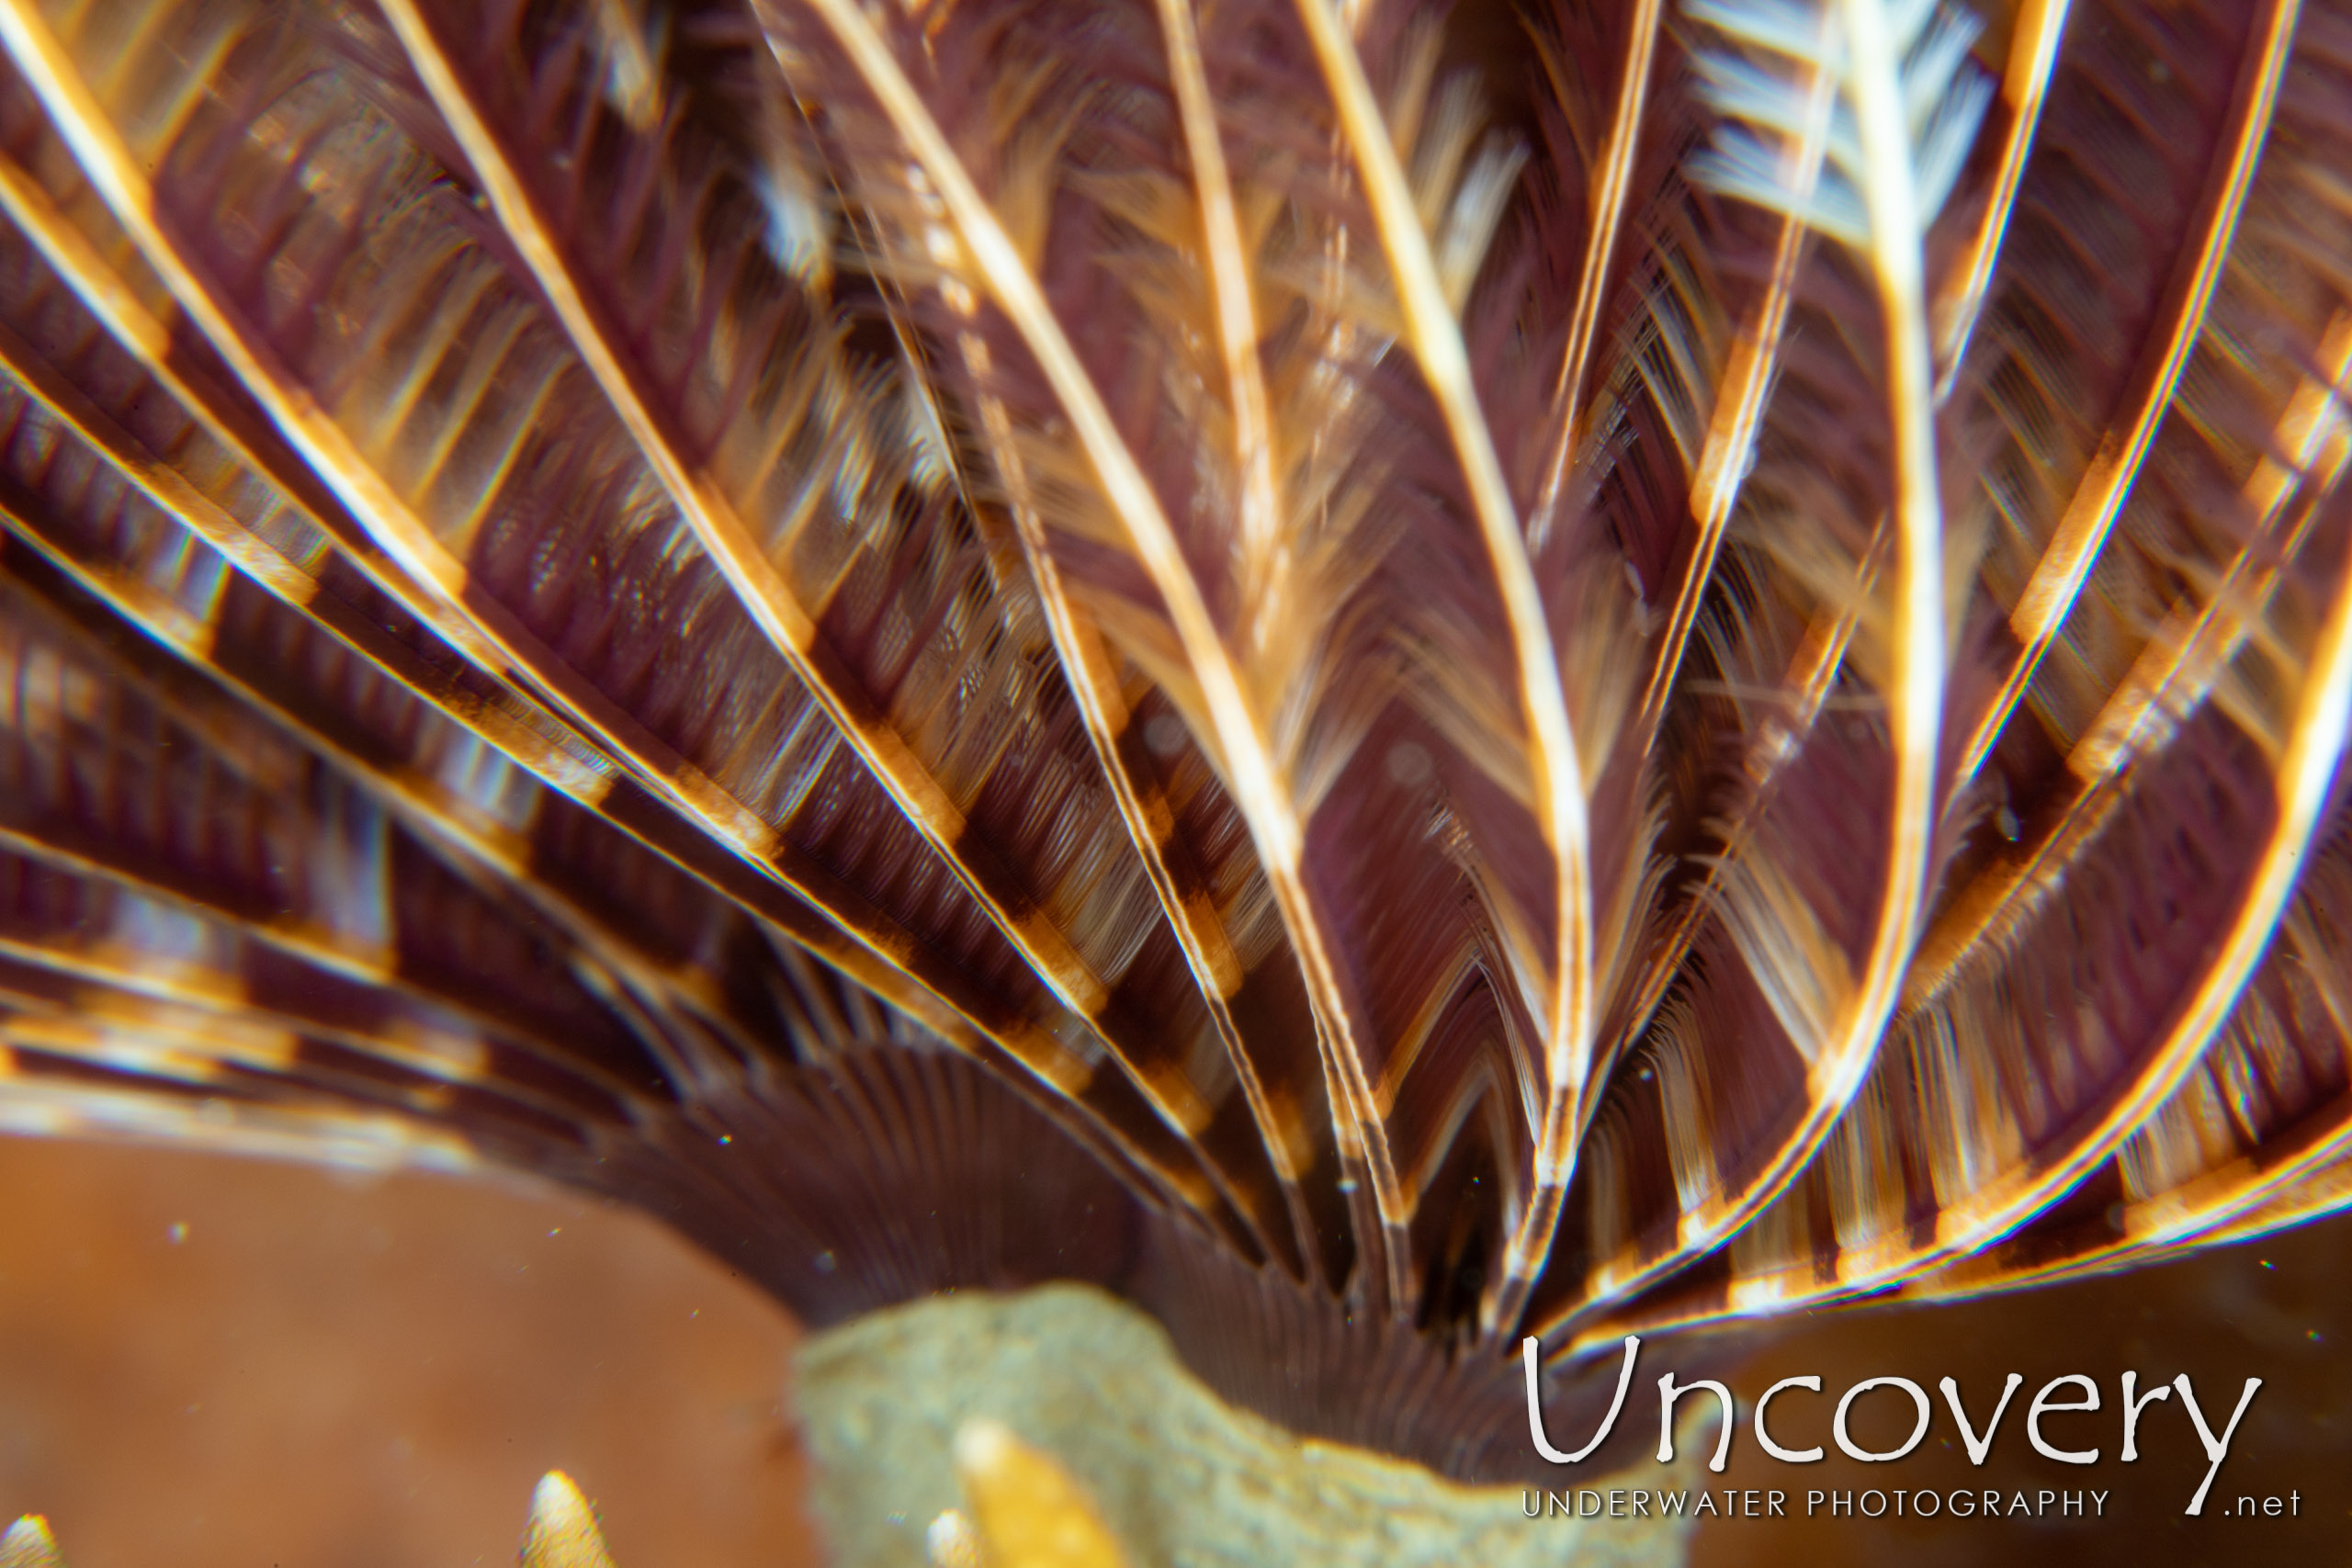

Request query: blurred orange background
[{"left": 0, "top": 1136, "right": 817, "bottom": 1567}]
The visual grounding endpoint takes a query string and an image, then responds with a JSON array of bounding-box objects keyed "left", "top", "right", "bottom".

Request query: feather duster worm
[{"left": 0, "top": 0, "right": 2343, "bottom": 1499}]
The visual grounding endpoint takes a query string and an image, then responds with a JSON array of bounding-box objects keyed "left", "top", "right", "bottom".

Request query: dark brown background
[{"left": 1, "top": 1134, "right": 2345, "bottom": 1567}]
